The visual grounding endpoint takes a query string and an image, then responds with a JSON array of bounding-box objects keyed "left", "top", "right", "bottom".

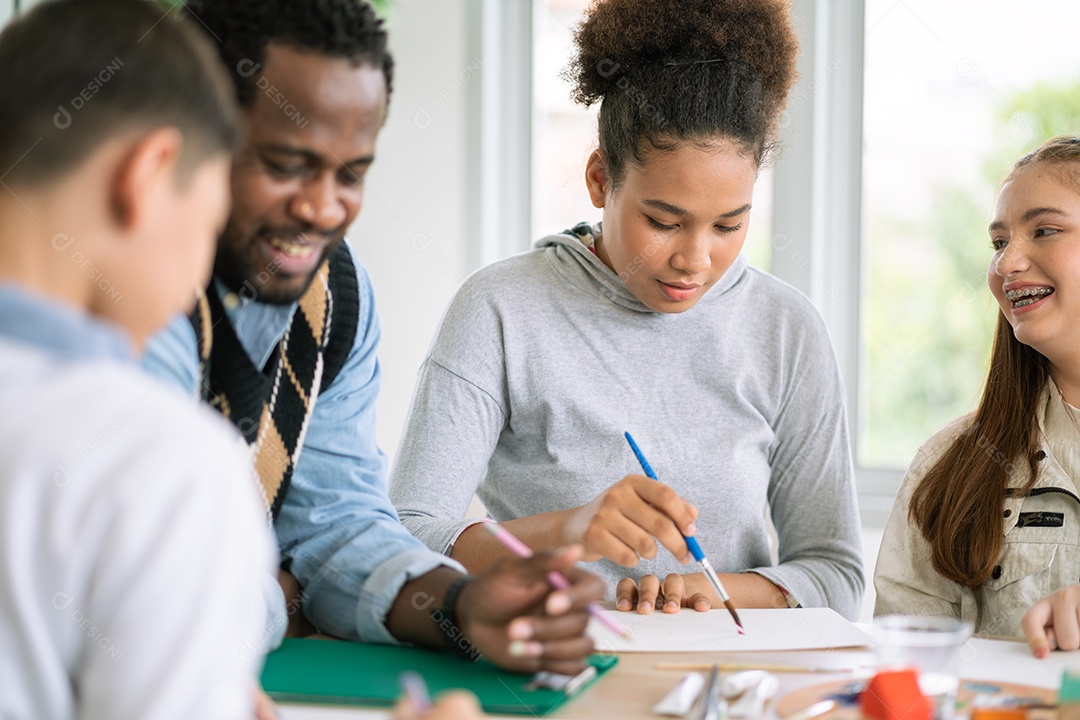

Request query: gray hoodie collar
[{"left": 535, "top": 222, "right": 748, "bottom": 314}]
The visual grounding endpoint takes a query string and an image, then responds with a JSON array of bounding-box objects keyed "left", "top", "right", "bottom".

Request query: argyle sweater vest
[{"left": 190, "top": 244, "right": 359, "bottom": 520}]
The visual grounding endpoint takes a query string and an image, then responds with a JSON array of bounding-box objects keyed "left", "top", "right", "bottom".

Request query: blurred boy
[{"left": 0, "top": 1, "right": 275, "bottom": 717}]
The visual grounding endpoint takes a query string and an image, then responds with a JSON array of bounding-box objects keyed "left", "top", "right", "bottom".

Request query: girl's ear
[{"left": 584, "top": 149, "right": 610, "bottom": 209}]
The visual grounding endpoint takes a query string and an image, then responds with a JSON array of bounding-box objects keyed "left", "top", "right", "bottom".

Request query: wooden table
[{"left": 277, "top": 635, "right": 1067, "bottom": 719}]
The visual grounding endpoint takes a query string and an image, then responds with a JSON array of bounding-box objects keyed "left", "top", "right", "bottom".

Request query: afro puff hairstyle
[{"left": 566, "top": 0, "right": 798, "bottom": 184}]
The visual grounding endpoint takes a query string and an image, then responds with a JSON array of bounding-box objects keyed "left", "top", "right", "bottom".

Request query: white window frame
[
  {"left": 770, "top": 0, "right": 898, "bottom": 524},
  {"left": 466, "top": 0, "right": 534, "bottom": 268}
]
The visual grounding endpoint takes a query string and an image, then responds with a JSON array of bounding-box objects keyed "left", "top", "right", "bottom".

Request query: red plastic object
[
  {"left": 969, "top": 710, "right": 1026, "bottom": 720},
  {"left": 859, "top": 669, "right": 933, "bottom": 720}
]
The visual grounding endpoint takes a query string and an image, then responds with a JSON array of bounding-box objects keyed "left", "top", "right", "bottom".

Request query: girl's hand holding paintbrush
[
  {"left": 555, "top": 475, "right": 701, "bottom": 567},
  {"left": 615, "top": 433, "right": 778, "bottom": 629}
]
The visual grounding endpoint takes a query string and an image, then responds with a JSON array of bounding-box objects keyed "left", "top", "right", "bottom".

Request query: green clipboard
[{"left": 260, "top": 637, "right": 618, "bottom": 715}]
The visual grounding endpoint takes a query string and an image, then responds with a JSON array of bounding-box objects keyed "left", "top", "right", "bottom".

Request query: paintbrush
[
  {"left": 656, "top": 661, "right": 873, "bottom": 674},
  {"left": 624, "top": 431, "right": 744, "bottom": 634}
]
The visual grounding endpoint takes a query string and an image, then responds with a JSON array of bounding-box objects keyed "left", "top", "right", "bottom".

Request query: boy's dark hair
[
  {"left": 567, "top": 0, "right": 799, "bottom": 186},
  {"left": 181, "top": 0, "right": 393, "bottom": 109},
  {"left": 0, "top": 0, "right": 239, "bottom": 187}
]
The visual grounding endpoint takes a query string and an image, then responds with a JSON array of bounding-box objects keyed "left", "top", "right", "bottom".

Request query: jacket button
[
  {"left": 991, "top": 565, "right": 1003, "bottom": 580},
  {"left": 1035, "top": 450, "right": 1047, "bottom": 461},
  {"left": 1003, "top": 509, "right": 1012, "bottom": 518}
]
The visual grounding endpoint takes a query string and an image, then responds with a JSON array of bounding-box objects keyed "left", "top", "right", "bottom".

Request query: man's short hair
[
  {"left": 181, "top": 0, "right": 393, "bottom": 108},
  {"left": 0, "top": 0, "right": 239, "bottom": 188}
]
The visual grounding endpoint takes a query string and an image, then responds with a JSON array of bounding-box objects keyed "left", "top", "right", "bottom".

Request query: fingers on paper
[
  {"left": 677, "top": 574, "right": 714, "bottom": 612},
  {"left": 660, "top": 573, "right": 684, "bottom": 612},
  {"left": 1021, "top": 586, "right": 1080, "bottom": 657},
  {"left": 1053, "top": 592, "right": 1080, "bottom": 652},
  {"left": 668, "top": 574, "right": 709, "bottom": 612},
  {"left": 615, "top": 574, "right": 710, "bottom": 614},
  {"left": 633, "top": 574, "right": 662, "bottom": 614},
  {"left": 615, "top": 577, "right": 638, "bottom": 611},
  {"left": 1047, "top": 627, "right": 1059, "bottom": 654},
  {"left": 686, "top": 590, "right": 712, "bottom": 612}
]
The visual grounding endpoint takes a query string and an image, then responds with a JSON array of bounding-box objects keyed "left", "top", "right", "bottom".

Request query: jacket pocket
[{"left": 978, "top": 542, "right": 1058, "bottom": 636}]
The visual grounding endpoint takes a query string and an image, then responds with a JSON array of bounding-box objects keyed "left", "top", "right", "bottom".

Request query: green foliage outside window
[{"left": 864, "top": 78, "right": 1080, "bottom": 469}]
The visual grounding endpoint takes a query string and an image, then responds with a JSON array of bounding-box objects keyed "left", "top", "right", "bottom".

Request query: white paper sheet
[
  {"left": 960, "top": 637, "right": 1078, "bottom": 689},
  {"left": 590, "top": 608, "right": 872, "bottom": 653}
]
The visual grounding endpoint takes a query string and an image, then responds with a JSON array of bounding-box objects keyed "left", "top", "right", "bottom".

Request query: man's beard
[{"left": 212, "top": 224, "right": 337, "bottom": 306}]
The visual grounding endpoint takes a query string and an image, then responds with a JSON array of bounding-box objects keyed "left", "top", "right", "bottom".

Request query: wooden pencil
[{"left": 654, "top": 661, "right": 870, "bottom": 674}]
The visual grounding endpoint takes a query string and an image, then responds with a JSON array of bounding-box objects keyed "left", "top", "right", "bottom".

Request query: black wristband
[{"left": 431, "top": 575, "right": 479, "bottom": 662}]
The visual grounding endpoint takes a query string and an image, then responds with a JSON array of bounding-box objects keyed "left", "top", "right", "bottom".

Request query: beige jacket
[{"left": 874, "top": 389, "right": 1080, "bottom": 637}]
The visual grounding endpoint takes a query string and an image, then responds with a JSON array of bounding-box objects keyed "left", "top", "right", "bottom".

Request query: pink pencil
[{"left": 483, "top": 523, "right": 632, "bottom": 640}]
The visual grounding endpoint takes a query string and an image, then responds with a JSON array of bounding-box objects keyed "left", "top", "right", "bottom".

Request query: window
[
  {"left": 860, "top": 0, "right": 1080, "bottom": 471},
  {"left": 531, "top": 0, "right": 597, "bottom": 241}
]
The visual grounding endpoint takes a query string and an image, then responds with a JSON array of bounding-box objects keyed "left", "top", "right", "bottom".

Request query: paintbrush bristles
[{"left": 724, "top": 599, "right": 745, "bottom": 634}]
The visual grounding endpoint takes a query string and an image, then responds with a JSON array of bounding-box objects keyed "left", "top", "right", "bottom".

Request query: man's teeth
[
  {"left": 268, "top": 237, "right": 314, "bottom": 257},
  {"left": 1006, "top": 286, "right": 1054, "bottom": 307}
]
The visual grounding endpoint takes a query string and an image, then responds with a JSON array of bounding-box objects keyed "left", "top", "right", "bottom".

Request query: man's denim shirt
[{"left": 143, "top": 240, "right": 461, "bottom": 647}]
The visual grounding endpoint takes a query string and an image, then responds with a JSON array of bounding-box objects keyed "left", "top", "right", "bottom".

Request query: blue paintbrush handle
[
  {"left": 625, "top": 431, "right": 702, "bottom": 550},
  {"left": 625, "top": 430, "right": 715, "bottom": 573},
  {"left": 626, "top": 427, "right": 699, "bottom": 546},
  {"left": 622, "top": 431, "right": 742, "bottom": 627},
  {"left": 624, "top": 432, "right": 657, "bottom": 480},
  {"left": 683, "top": 534, "right": 706, "bottom": 562}
]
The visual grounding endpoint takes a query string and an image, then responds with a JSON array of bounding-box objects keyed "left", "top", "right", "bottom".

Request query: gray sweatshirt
[{"left": 389, "top": 226, "right": 864, "bottom": 619}]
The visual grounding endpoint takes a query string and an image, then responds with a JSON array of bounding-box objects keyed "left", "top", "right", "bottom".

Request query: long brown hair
[{"left": 909, "top": 136, "right": 1080, "bottom": 589}]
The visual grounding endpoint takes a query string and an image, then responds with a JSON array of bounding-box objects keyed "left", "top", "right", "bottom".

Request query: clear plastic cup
[{"left": 871, "top": 615, "right": 973, "bottom": 720}]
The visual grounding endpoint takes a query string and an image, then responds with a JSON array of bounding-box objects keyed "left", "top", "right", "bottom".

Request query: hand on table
[
  {"left": 1022, "top": 584, "right": 1080, "bottom": 658},
  {"left": 393, "top": 690, "right": 484, "bottom": 719},
  {"left": 458, "top": 545, "right": 604, "bottom": 675},
  {"left": 615, "top": 573, "right": 716, "bottom": 614},
  {"left": 558, "top": 474, "right": 698, "bottom": 566},
  {"left": 615, "top": 572, "right": 788, "bottom": 614}
]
